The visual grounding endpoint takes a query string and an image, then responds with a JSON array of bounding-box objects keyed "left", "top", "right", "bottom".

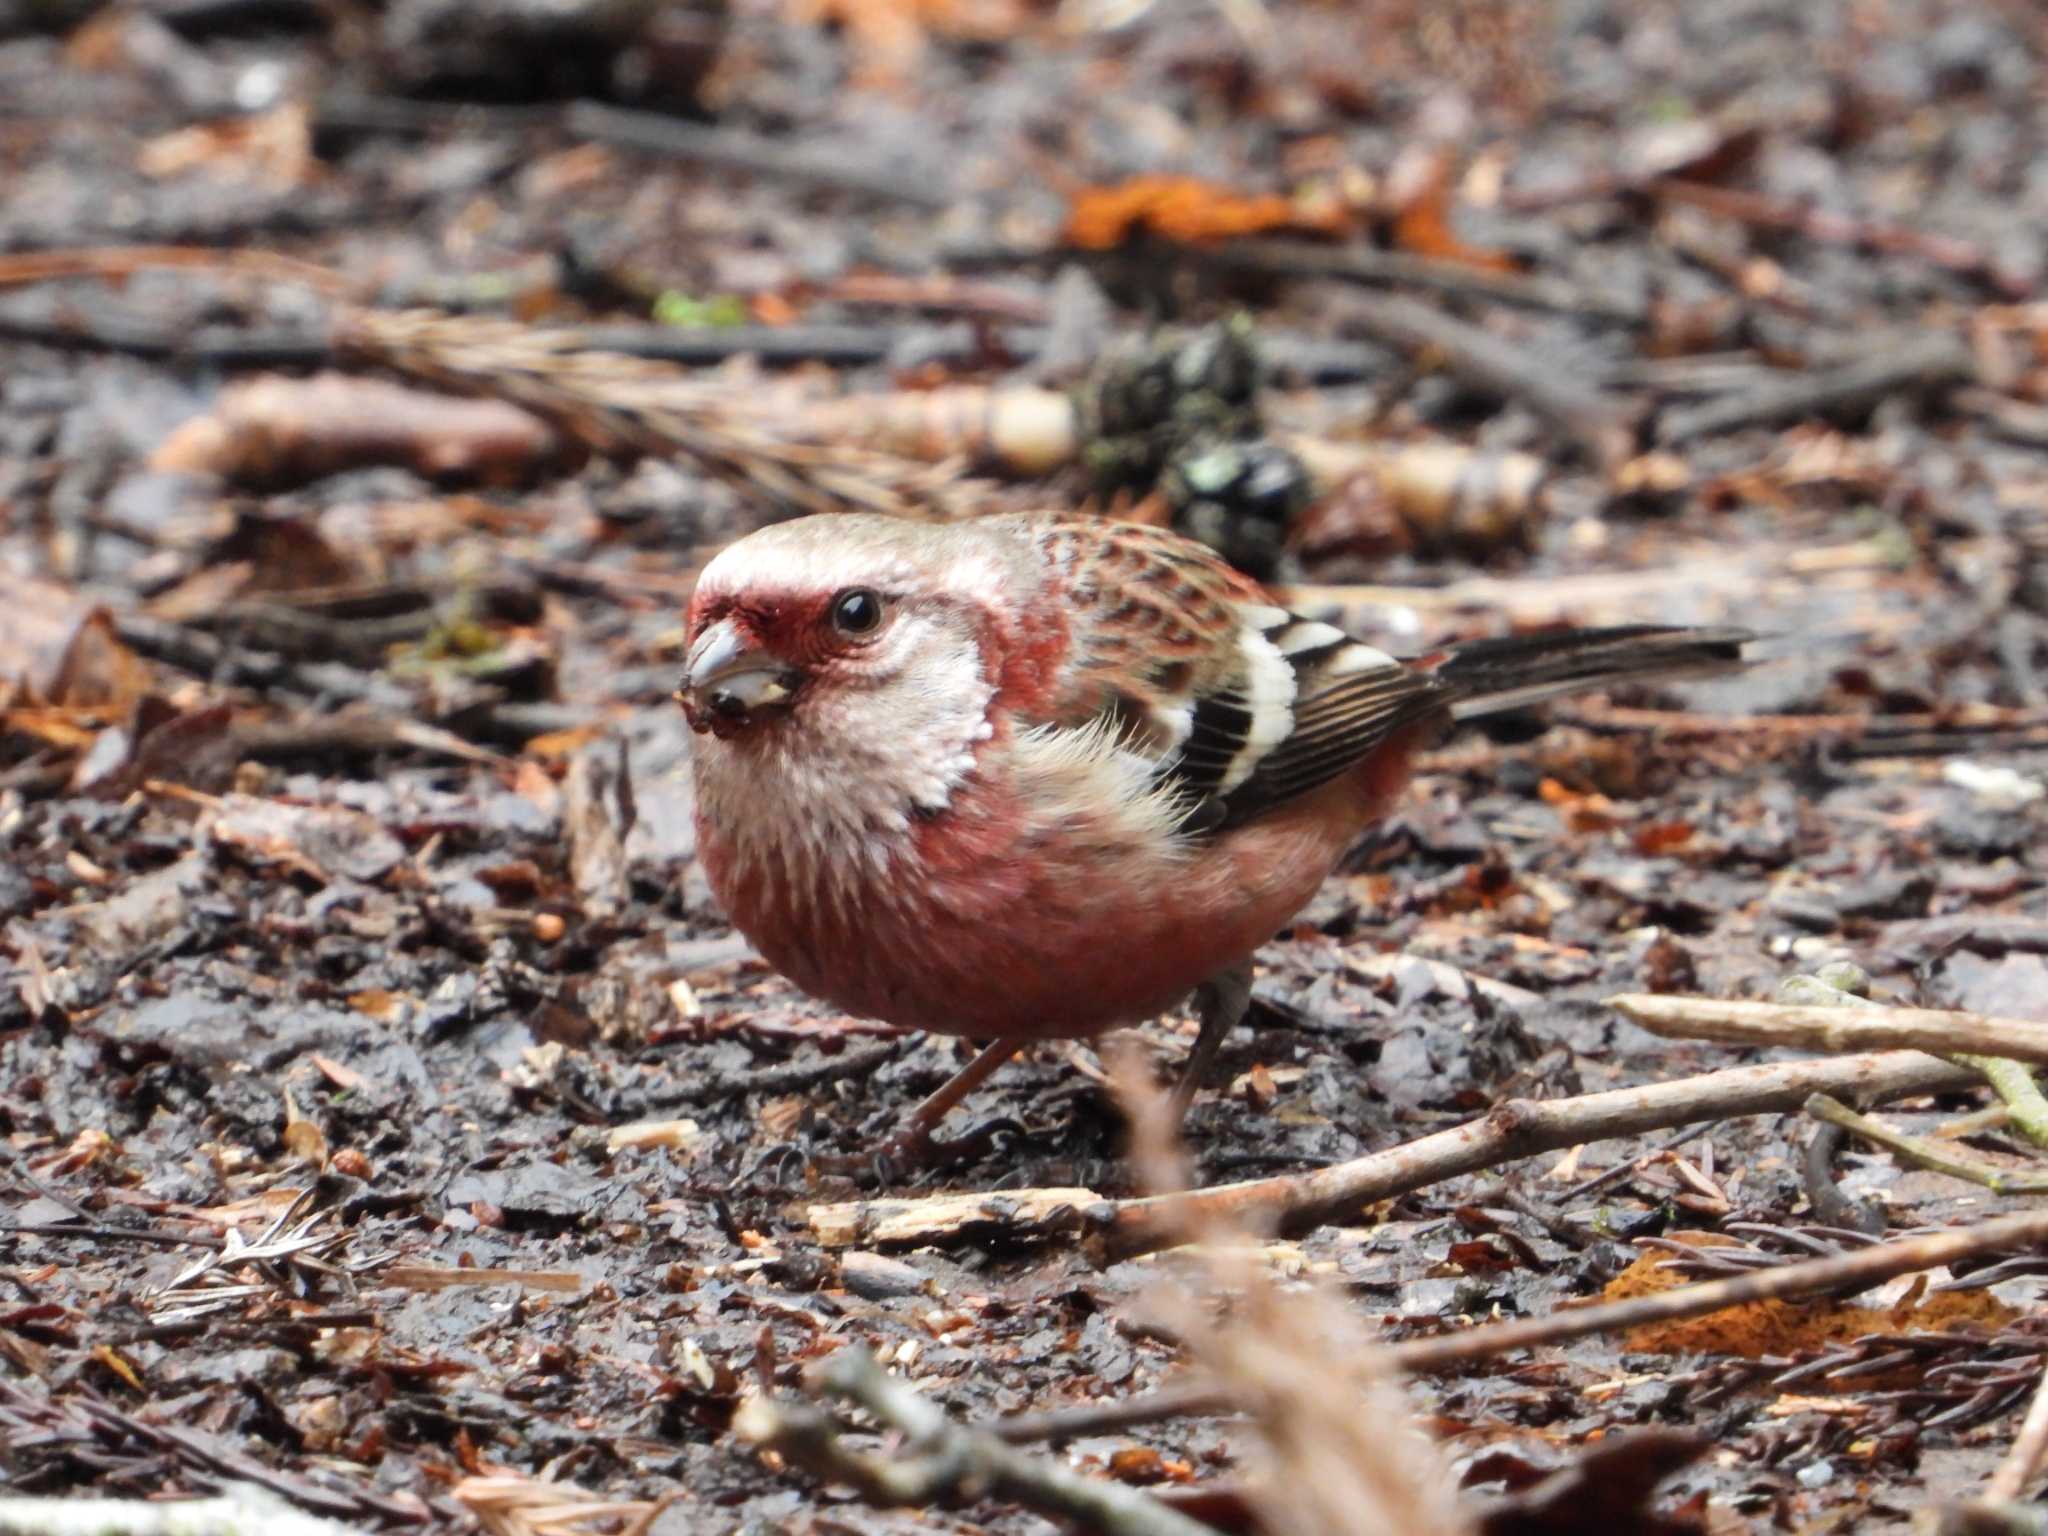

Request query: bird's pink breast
[{"left": 699, "top": 729, "right": 1424, "bottom": 1040}]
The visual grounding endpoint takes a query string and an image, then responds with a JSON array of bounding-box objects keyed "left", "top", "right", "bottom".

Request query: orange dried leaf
[
  {"left": 1634, "top": 821, "right": 1696, "bottom": 855},
  {"left": 349, "top": 989, "right": 404, "bottom": 1021},
  {"left": 525, "top": 726, "right": 606, "bottom": 760},
  {"left": 1390, "top": 185, "right": 1518, "bottom": 273},
  {"left": 1063, "top": 174, "right": 1342, "bottom": 251},
  {"left": 1611, "top": 1233, "right": 2020, "bottom": 1360},
  {"left": 1, "top": 707, "right": 105, "bottom": 751},
  {"left": 91, "top": 1344, "right": 145, "bottom": 1392},
  {"left": 49, "top": 611, "right": 155, "bottom": 711},
  {"left": 282, "top": 1086, "right": 329, "bottom": 1171}
]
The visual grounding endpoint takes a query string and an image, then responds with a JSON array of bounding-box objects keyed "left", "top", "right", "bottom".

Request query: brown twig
[
  {"left": 1004, "top": 1209, "right": 2048, "bottom": 1443},
  {"left": 997, "top": 1381, "right": 1233, "bottom": 1444},
  {"left": 1389, "top": 1209, "right": 2048, "bottom": 1374},
  {"left": 1333, "top": 293, "right": 1635, "bottom": 469},
  {"left": 734, "top": 1348, "right": 1214, "bottom": 1536},
  {"left": 1611, "top": 993, "right": 2048, "bottom": 1066},
  {"left": 1987, "top": 1360, "right": 2048, "bottom": 1503},
  {"left": 331, "top": 307, "right": 1005, "bottom": 521},
  {"left": 1808, "top": 1093, "right": 2048, "bottom": 1198},
  {"left": 1195, "top": 236, "right": 1645, "bottom": 324},
  {"left": 1097, "top": 1049, "right": 1972, "bottom": 1261},
  {"left": 565, "top": 100, "right": 957, "bottom": 210},
  {"left": 1557, "top": 699, "right": 2048, "bottom": 745},
  {"left": 1653, "top": 178, "right": 2031, "bottom": 299},
  {"left": 1656, "top": 329, "right": 1976, "bottom": 444},
  {"left": 0, "top": 244, "right": 355, "bottom": 297}
]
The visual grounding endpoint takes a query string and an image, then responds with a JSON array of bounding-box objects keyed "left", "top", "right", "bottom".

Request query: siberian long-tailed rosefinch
[{"left": 680, "top": 512, "right": 1749, "bottom": 1166}]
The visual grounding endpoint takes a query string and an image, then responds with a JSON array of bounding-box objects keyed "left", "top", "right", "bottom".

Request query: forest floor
[{"left": 6, "top": 1, "right": 2048, "bottom": 1531}]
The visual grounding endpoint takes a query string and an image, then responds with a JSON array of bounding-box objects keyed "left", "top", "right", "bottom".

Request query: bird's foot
[{"left": 809, "top": 1113, "right": 1028, "bottom": 1185}]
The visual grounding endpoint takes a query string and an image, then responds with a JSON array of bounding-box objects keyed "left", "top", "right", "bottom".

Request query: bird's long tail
[{"left": 1432, "top": 625, "right": 1754, "bottom": 720}]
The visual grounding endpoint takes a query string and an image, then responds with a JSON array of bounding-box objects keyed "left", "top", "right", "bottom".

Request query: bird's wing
[{"left": 1031, "top": 518, "right": 1447, "bottom": 833}]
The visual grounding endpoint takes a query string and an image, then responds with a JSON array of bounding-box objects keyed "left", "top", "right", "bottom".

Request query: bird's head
[{"left": 679, "top": 513, "right": 1054, "bottom": 753}]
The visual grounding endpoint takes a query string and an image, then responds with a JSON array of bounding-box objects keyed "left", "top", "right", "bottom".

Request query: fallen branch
[
  {"left": 1653, "top": 178, "right": 2030, "bottom": 299},
  {"left": 807, "top": 1186, "right": 1107, "bottom": 1249},
  {"left": 1000, "top": 1209, "right": 2048, "bottom": 1440},
  {"left": 1610, "top": 993, "right": 2048, "bottom": 1068},
  {"left": 1556, "top": 700, "right": 2048, "bottom": 746},
  {"left": 1988, "top": 1359, "right": 2048, "bottom": 1503},
  {"left": 811, "top": 1052, "right": 1976, "bottom": 1260},
  {"left": 0, "top": 1484, "right": 361, "bottom": 1536},
  {"left": 1333, "top": 293, "right": 1634, "bottom": 469},
  {"left": 565, "top": 100, "right": 956, "bottom": 210},
  {"left": 1389, "top": 1208, "right": 2048, "bottom": 1375},
  {"left": 0, "top": 244, "right": 355, "bottom": 298},
  {"left": 1194, "top": 236, "right": 1646, "bottom": 324},
  {"left": 381, "top": 1264, "right": 584, "bottom": 1293},
  {"left": 1622, "top": 991, "right": 2048, "bottom": 1146},
  {"left": 1656, "top": 330, "right": 1976, "bottom": 444},
  {"left": 734, "top": 1348, "right": 1213, "bottom": 1536},
  {"left": 1806, "top": 1094, "right": 2048, "bottom": 1197},
  {"left": 1097, "top": 1049, "right": 1971, "bottom": 1261}
]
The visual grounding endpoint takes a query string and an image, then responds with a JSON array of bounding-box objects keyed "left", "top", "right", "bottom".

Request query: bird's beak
[{"left": 678, "top": 618, "right": 801, "bottom": 733}]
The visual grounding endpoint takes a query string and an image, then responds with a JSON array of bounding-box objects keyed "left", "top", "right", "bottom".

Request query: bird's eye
[{"left": 830, "top": 587, "right": 884, "bottom": 636}]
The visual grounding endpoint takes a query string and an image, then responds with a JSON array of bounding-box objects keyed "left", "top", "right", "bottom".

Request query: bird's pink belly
[
  {"left": 715, "top": 786, "right": 1371, "bottom": 1041},
  {"left": 704, "top": 730, "right": 1423, "bottom": 1040}
]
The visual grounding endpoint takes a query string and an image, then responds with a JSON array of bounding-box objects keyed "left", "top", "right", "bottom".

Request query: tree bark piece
[{"left": 1611, "top": 993, "right": 2048, "bottom": 1065}]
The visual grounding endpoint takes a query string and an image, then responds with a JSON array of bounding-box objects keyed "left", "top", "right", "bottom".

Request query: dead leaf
[
  {"left": 47, "top": 611, "right": 154, "bottom": 711},
  {"left": 1063, "top": 174, "right": 1347, "bottom": 251},
  {"left": 282, "top": 1086, "right": 329, "bottom": 1171},
  {"left": 1612, "top": 1233, "right": 2020, "bottom": 1358},
  {"left": 138, "top": 102, "right": 315, "bottom": 189},
  {"left": 1386, "top": 148, "right": 1519, "bottom": 273},
  {"left": 153, "top": 373, "right": 569, "bottom": 488}
]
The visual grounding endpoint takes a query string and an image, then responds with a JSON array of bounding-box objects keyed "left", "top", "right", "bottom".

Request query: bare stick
[
  {"left": 0, "top": 1484, "right": 361, "bottom": 1536},
  {"left": 1988, "top": 1360, "right": 2048, "bottom": 1503},
  {"left": 1657, "top": 330, "right": 1975, "bottom": 444},
  {"left": 1099, "top": 1050, "right": 1971, "bottom": 1261},
  {"left": 1196, "top": 236, "right": 1645, "bottom": 323},
  {"left": 808, "top": 1185, "right": 1107, "bottom": 1248},
  {"left": 1652, "top": 178, "right": 2028, "bottom": 298},
  {"left": 565, "top": 101, "right": 955, "bottom": 210},
  {"left": 1806, "top": 1094, "right": 2048, "bottom": 1196},
  {"left": 1611, "top": 993, "right": 2048, "bottom": 1066},
  {"left": 1626, "top": 989, "right": 2048, "bottom": 1145},
  {"left": 734, "top": 1349, "right": 1214, "bottom": 1536},
  {"left": 1391, "top": 1208, "right": 2048, "bottom": 1373},
  {"left": 996, "top": 1382, "right": 1234, "bottom": 1443},
  {"left": 1954, "top": 1055, "right": 2048, "bottom": 1150},
  {"left": 1333, "top": 294, "right": 1635, "bottom": 469},
  {"left": 1005, "top": 1208, "right": 2048, "bottom": 1441}
]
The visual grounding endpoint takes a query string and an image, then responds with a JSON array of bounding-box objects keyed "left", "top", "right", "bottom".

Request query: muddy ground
[{"left": 6, "top": 1, "right": 2048, "bottom": 1531}]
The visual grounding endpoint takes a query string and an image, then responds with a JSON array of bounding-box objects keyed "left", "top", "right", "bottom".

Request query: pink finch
[{"left": 679, "top": 512, "right": 1749, "bottom": 1168}]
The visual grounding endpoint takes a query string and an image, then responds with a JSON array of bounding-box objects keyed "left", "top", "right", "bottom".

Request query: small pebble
[
  {"left": 1944, "top": 760, "right": 2045, "bottom": 807},
  {"left": 840, "top": 1250, "right": 931, "bottom": 1301},
  {"left": 1796, "top": 1460, "right": 1835, "bottom": 1490}
]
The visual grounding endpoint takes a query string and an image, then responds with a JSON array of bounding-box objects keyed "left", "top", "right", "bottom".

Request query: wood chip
[
  {"left": 807, "top": 1187, "right": 1107, "bottom": 1249},
  {"left": 382, "top": 1265, "right": 583, "bottom": 1293}
]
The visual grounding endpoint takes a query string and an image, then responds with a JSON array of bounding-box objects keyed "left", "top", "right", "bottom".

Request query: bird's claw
[
  {"left": 805, "top": 1113, "right": 1029, "bottom": 1185},
  {"left": 741, "top": 1141, "right": 814, "bottom": 1187}
]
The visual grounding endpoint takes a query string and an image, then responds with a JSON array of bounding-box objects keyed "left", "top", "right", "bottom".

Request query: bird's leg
[
  {"left": 818, "top": 1036, "right": 1027, "bottom": 1175},
  {"left": 1171, "top": 962, "right": 1253, "bottom": 1123},
  {"left": 898, "top": 1035, "right": 1027, "bottom": 1148}
]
